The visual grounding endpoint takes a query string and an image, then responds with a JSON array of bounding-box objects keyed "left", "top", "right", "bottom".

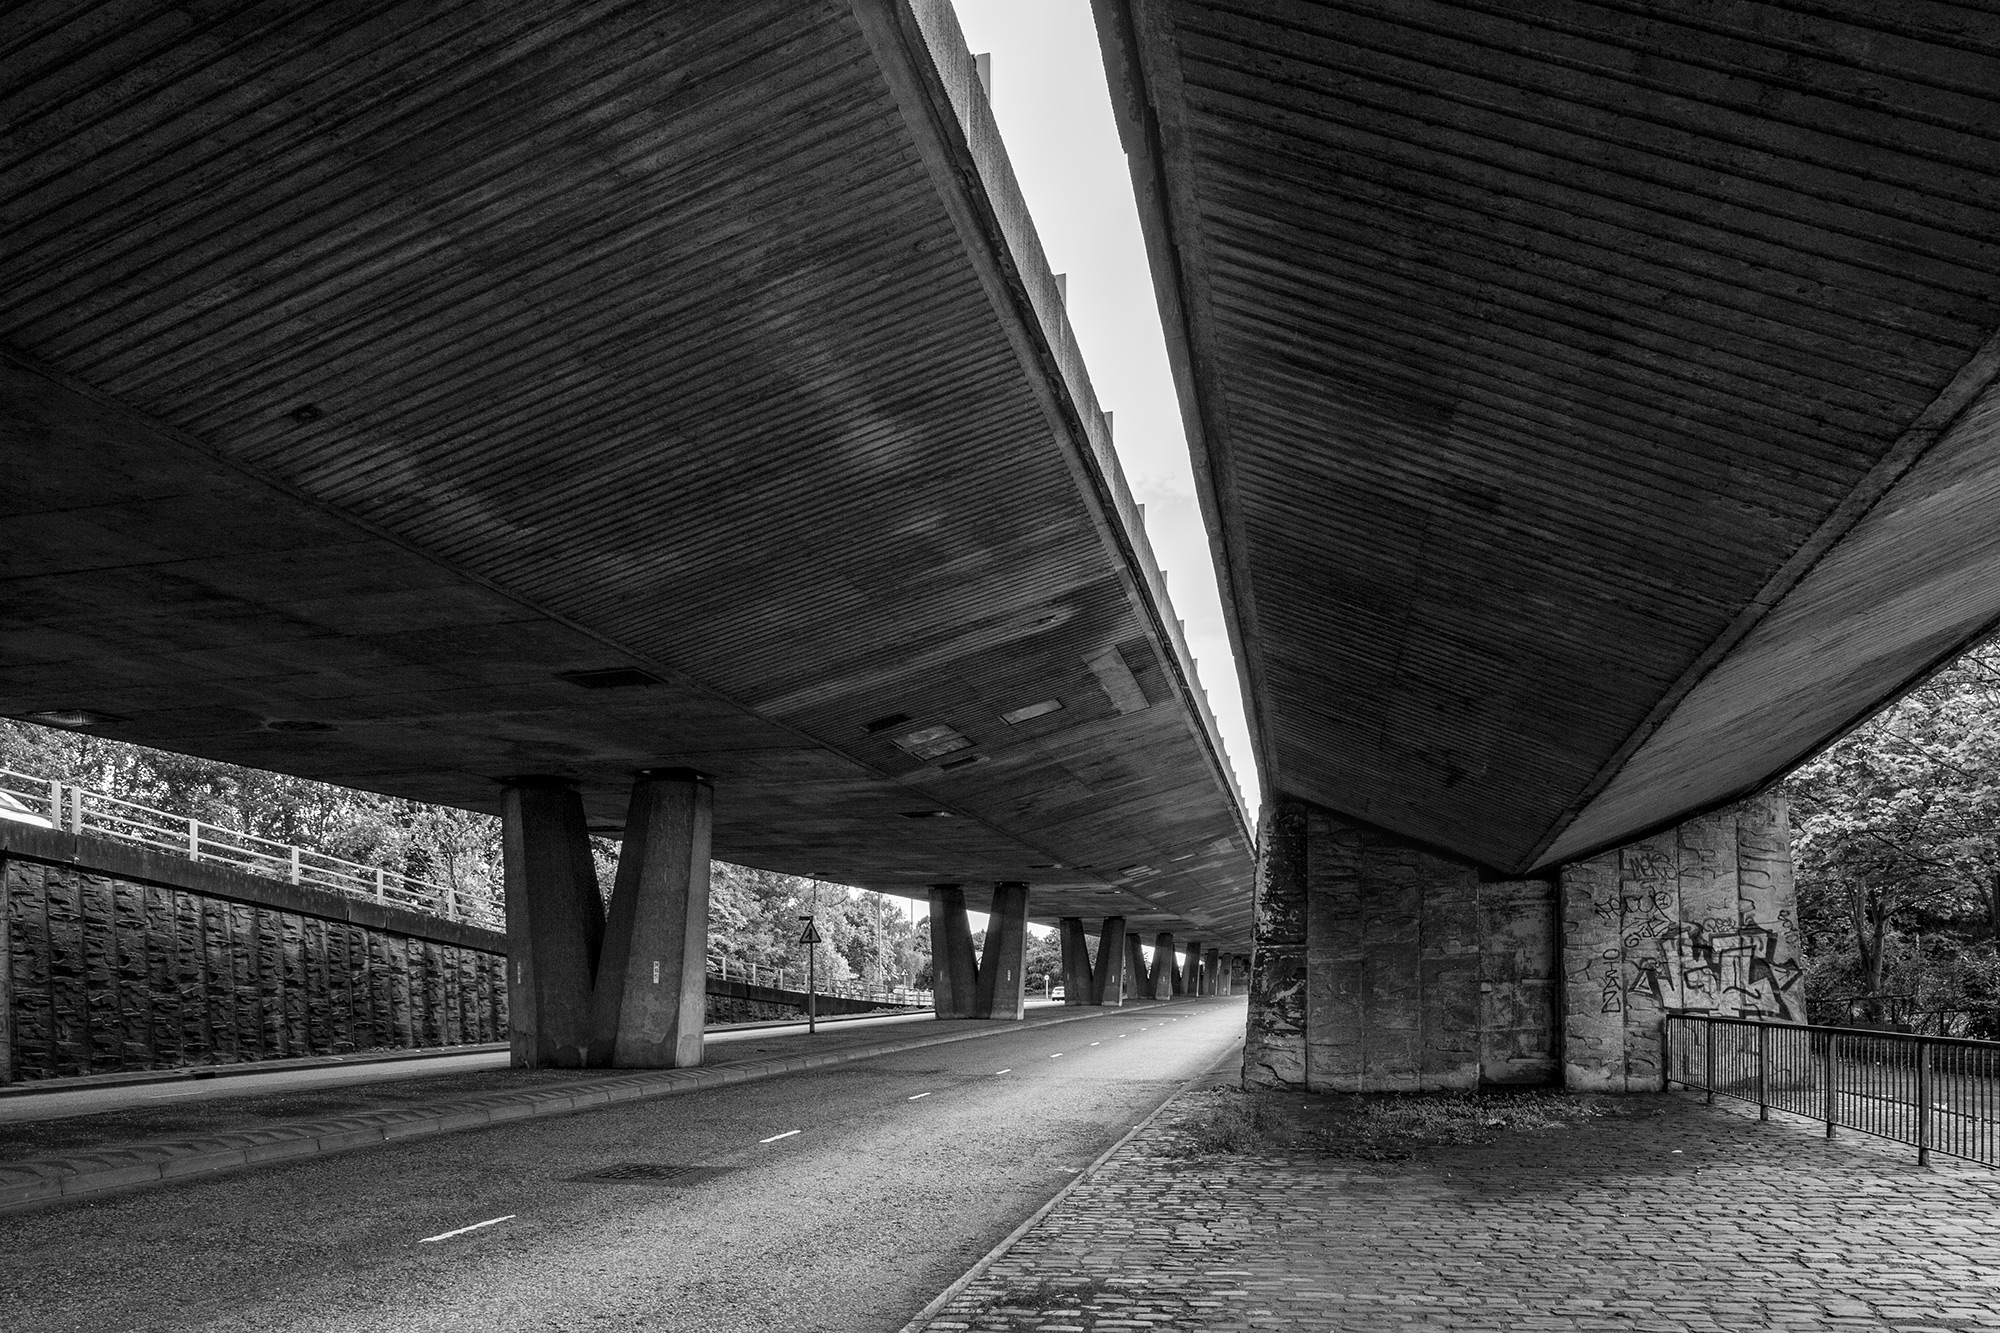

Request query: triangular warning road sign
[{"left": 798, "top": 920, "right": 823, "bottom": 945}]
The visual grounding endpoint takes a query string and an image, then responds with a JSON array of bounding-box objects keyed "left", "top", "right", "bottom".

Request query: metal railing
[
  {"left": 705, "top": 952, "right": 931, "bottom": 1009},
  {"left": 0, "top": 768, "right": 935, "bottom": 1003},
  {"left": 0, "top": 766, "right": 503, "bottom": 931},
  {"left": 1666, "top": 1014, "right": 2000, "bottom": 1166}
]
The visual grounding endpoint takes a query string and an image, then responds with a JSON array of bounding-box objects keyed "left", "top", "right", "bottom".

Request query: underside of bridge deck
[
  {"left": 0, "top": 2, "right": 1251, "bottom": 947},
  {"left": 1097, "top": 0, "right": 2000, "bottom": 874}
]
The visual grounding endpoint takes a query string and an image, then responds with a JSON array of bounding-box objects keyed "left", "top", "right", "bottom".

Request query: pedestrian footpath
[{"left": 906, "top": 1083, "right": 2000, "bottom": 1331}]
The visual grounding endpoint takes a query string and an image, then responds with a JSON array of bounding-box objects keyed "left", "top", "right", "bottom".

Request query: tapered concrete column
[
  {"left": 929, "top": 885, "right": 979, "bottom": 1019},
  {"left": 1217, "top": 953, "right": 1234, "bottom": 996},
  {"left": 973, "top": 882, "right": 1031, "bottom": 1019},
  {"left": 1203, "top": 948, "right": 1220, "bottom": 996},
  {"left": 1148, "top": 932, "right": 1176, "bottom": 1000},
  {"left": 1182, "top": 941, "right": 1203, "bottom": 996},
  {"left": 501, "top": 778, "right": 604, "bottom": 1068},
  {"left": 590, "top": 770, "right": 712, "bottom": 1068},
  {"left": 1124, "top": 932, "right": 1149, "bottom": 1002},
  {"left": 1089, "top": 917, "right": 1128, "bottom": 1006},
  {"left": 1059, "top": 917, "right": 1093, "bottom": 1004}
]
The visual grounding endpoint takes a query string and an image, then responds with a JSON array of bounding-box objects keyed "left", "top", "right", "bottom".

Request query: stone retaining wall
[{"left": 1, "top": 824, "right": 507, "bottom": 1083}]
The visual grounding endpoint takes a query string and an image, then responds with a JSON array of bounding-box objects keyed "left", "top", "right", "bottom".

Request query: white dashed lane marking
[
  {"left": 908, "top": 1093, "right": 930, "bottom": 1101},
  {"left": 418, "top": 1215, "right": 514, "bottom": 1244},
  {"left": 759, "top": 1130, "right": 802, "bottom": 1144}
]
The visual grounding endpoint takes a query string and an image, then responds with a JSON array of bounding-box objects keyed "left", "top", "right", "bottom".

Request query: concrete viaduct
[
  {"left": 6, "top": 2, "right": 1999, "bottom": 1089},
  {"left": 0, "top": 0, "right": 1250, "bottom": 1072}
]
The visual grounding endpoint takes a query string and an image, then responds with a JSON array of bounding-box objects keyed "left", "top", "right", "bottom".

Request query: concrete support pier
[
  {"left": 928, "top": 885, "right": 981, "bottom": 1019},
  {"left": 1242, "top": 791, "right": 1802, "bottom": 1092},
  {"left": 931, "top": 883, "right": 1031, "bottom": 1020},
  {"left": 1060, "top": 916, "right": 1128, "bottom": 1006},
  {"left": 1123, "top": 933, "right": 1149, "bottom": 1003},
  {"left": 501, "top": 778, "right": 605, "bottom": 1068},
  {"left": 590, "top": 769, "right": 712, "bottom": 1068},
  {"left": 503, "top": 771, "right": 716, "bottom": 1070},
  {"left": 1181, "top": 941, "right": 1203, "bottom": 996},
  {"left": 1203, "top": 947, "right": 1220, "bottom": 996},
  {"left": 1147, "top": 932, "right": 1176, "bottom": 1000}
]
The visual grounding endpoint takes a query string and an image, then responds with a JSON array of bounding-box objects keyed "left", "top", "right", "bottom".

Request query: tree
[{"left": 1782, "top": 641, "right": 2000, "bottom": 1030}]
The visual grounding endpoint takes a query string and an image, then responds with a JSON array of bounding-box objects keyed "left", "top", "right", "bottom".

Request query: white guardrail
[
  {"left": 0, "top": 766, "right": 504, "bottom": 931},
  {"left": 0, "top": 767, "right": 933, "bottom": 1006},
  {"left": 705, "top": 952, "right": 931, "bottom": 1009}
]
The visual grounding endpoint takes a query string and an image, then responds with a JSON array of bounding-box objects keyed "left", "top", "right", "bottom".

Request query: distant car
[
  {"left": 0, "top": 791, "right": 53, "bottom": 829},
  {"left": 1050, "top": 986, "right": 1065, "bottom": 999}
]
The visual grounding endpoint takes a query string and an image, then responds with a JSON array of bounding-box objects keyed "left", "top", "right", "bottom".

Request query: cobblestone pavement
[{"left": 911, "top": 1092, "right": 2000, "bottom": 1332}]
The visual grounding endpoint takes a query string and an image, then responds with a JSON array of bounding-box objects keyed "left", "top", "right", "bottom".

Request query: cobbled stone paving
[{"left": 914, "top": 1094, "right": 2000, "bottom": 1331}]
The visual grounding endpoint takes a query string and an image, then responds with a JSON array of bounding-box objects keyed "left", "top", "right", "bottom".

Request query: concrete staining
[
  {"left": 0, "top": 1002, "right": 1246, "bottom": 1332},
  {"left": 1246, "top": 796, "right": 1797, "bottom": 1092}
]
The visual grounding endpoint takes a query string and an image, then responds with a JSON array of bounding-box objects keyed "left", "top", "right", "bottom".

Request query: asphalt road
[
  {"left": 0, "top": 1006, "right": 952, "bottom": 1126},
  {"left": 0, "top": 997, "right": 1246, "bottom": 1333}
]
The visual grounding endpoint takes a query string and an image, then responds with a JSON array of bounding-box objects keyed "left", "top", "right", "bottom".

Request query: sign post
[{"left": 798, "top": 916, "right": 823, "bottom": 1034}]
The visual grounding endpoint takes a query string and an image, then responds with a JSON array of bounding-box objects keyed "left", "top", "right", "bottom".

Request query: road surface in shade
[{"left": 0, "top": 998, "right": 1246, "bottom": 1332}]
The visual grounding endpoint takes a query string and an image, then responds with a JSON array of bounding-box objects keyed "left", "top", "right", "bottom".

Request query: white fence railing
[
  {"left": 0, "top": 769, "right": 937, "bottom": 1010},
  {"left": 0, "top": 767, "right": 503, "bottom": 931},
  {"left": 706, "top": 952, "right": 931, "bottom": 1009}
]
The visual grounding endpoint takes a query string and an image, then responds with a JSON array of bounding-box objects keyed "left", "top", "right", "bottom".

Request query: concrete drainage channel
[{"left": 0, "top": 1005, "right": 1149, "bottom": 1216}]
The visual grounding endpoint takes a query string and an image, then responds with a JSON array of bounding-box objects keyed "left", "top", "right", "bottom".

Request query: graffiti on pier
[{"left": 1638, "top": 921, "right": 1803, "bottom": 1021}]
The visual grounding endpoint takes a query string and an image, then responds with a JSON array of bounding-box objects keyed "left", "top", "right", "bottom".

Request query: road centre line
[
  {"left": 994, "top": 1068, "right": 1011, "bottom": 1074},
  {"left": 418, "top": 1215, "right": 514, "bottom": 1244},
  {"left": 759, "top": 1129, "right": 802, "bottom": 1144},
  {"left": 1050, "top": 1053, "right": 1063, "bottom": 1058},
  {"left": 908, "top": 1092, "right": 930, "bottom": 1100}
]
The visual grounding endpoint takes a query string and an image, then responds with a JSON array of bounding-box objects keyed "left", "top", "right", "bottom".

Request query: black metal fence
[{"left": 1665, "top": 1014, "right": 2000, "bottom": 1166}]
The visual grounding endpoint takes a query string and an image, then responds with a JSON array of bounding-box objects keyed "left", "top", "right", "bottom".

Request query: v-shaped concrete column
[
  {"left": 1059, "top": 916, "right": 1127, "bottom": 1006},
  {"left": 503, "top": 771, "right": 712, "bottom": 1069},
  {"left": 974, "top": 883, "right": 1030, "bottom": 1020},
  {"left": 591, "top": 769, "right": 712, "bottom": 1068},
  {"left": 502, "top": 778, "right": 605, "bottom": 1068}
]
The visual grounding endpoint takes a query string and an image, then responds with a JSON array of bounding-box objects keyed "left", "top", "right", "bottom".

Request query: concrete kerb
[
  {"left": 0, "top": 1001, "right": 1188, "bottom": 1216},
  {"left": 893, "top": 1030, "right": 1247, "bottom": 1333}
]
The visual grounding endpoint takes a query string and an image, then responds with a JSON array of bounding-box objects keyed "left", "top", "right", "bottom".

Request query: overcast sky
[{"left": 950, "top": 0, "right": 1261, "bottom": 820}]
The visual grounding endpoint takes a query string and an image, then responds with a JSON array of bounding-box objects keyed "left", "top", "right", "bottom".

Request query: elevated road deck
[{"left": 0, "top": 2, "right": 1250, "bottom": 947}]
